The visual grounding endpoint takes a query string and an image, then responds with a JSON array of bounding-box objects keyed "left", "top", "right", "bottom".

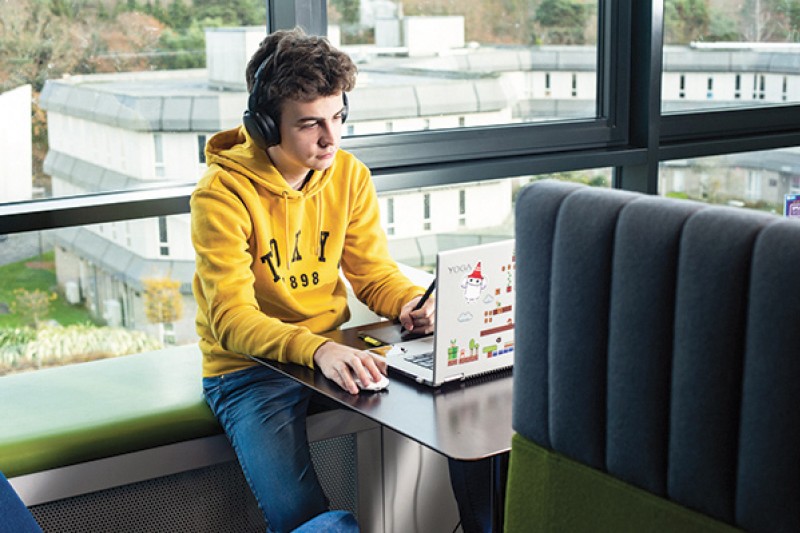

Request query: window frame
[{"left": 3, "top": 0, "right": 800, "bottom": 235}]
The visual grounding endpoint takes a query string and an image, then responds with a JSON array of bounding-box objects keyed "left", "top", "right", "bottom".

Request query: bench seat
[{"left": 0, "top": 344, "right": 220, "bottom": 478}]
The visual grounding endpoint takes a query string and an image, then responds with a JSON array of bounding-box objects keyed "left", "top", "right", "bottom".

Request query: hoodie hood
[{"left": 204, "top": 125, "right": 334, "bottom": 200}]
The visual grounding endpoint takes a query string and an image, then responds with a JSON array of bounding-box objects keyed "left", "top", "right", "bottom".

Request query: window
[
  {"left": 754, "top": 74, "right": 766, "bottom": 100},
  {"left": 386, "top": 197, "right": 395, "bottom": 236},
  {"left": 458, "top": 190, "right": 466, "bottom": 227},
  {"left": 0, "top": 218, "right": 195, "bottom": 375},
  {"left": 328, "top": 0, "right": 601, "bottom": 136},
  {"left": 663, "top": 1, "right": 800, "bottom": 112},
  {"left": 5, "top": 0, "right": 800, "bottom": 379},
  {"left": 163, "top": 323, "right": 176, "bottom": 345},
  {"left": 154, "top": 134, "right": 165, "bottom": 178},
  {"left": 379, "top": 171, "right": 610, "bottom": 271},
  {"left": 197, "top": 135, "right": 207, "bottom": 164},
  {"left": 158, "top": 216, "right": 169, "bottom": 256},
  {"left": 423, "top": 193, "right": 431, "bottom": 231},
  {"left": 659, "top": 147, "right": 800, "bottom": 214}
]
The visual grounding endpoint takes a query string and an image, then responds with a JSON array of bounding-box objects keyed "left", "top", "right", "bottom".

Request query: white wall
[
  {"left": 405, "top": 17, "right": 465, "bottom": 57},
  {"left": 379, "top": 180, "right": 512, "bottom": 239},
  {"left": 662, "top": 72, "right": 800, "bottom": 102},
  {"left": 48, "top": 112, "right": 207, "bottom": 183},
  {"left": 205, "top": 26, "right": 264, "bottom": 91},
  {"left": 0, "top": 84, "right": 33, "bottom": 202}
]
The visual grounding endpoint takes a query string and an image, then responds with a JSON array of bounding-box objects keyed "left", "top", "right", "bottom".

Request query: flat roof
[{"left": 38, "top": 45, "right": 800, "bottom": 132}]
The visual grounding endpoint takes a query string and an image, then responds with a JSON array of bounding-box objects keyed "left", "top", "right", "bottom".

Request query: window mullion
[{"left": 613, "top": 0, "right": 665, "bottom": 194}]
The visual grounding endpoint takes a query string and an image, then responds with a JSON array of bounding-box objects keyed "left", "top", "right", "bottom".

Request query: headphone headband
[{"left": 248, "top": 58, "right": 270, "bottom": 115}]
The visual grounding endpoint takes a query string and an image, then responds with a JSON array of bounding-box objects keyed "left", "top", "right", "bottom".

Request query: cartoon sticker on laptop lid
[{"left": 385, "top": 239, "right": 515, "bottom": 387}]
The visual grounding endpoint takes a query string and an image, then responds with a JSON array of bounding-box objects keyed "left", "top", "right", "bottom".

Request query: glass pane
[
  {"left": 3, "top": 0, "right": 266, "bottom": 203},
  {"left": 663, "top": 0, "right": 800, "bottom": 112},
  {"left": 659, "top": 146, "right": 800, "bottom": 215},
  {"left": 328, "top": 0, "right": 600, "bottom": 134},
  {"left": 0, "top": 217, "right": 198, "bottom": 376},
  {"left": 380, "top": 168, "right": 611, "bottom": 272}
]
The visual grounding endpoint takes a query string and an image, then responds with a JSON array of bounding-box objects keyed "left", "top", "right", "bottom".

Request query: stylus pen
[
  {"left": 400, "top": 279, "right": 436, "bottom": 334},
  {"left": 413, "top": 279, "right": 436, "bottom": 311}
]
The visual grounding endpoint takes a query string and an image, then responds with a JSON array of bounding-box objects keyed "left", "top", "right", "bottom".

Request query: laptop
[{"left": 365, "top": 239, "right": 516, "bottom": 387}]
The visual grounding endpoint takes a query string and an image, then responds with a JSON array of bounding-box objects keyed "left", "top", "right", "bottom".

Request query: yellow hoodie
[{"left": 191, "top": 126, "right": 424, "bottom": 378}]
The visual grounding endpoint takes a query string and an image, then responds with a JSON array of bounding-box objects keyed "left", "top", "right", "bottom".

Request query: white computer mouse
[{"left": 354, "top": 375, "right": 390, "bottom": 392}]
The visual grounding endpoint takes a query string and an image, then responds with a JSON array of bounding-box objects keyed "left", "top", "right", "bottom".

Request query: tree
[
  {"left": 665, "top": 0, "right": 710, "bottom": 44},
  {"left": 535, "top": 0, "right": 590, "bottom": 45},
  {"left": 733, "top": 0, "right": 800, "bottom": 42},
  {"left": 11, "top": 288, "right": 57, "bottom": 328},
  {"left": 330, "top": 0, "right": 365, "bottom": 44},
  {"left": 191, "top": 0, "right": 264, "bottom": 26},
  {"left": 775, "top": 0, "right": 800, "bottom": 41},
  {"left": 143, "top": 277, "right": 183, "bottom": 345},
  {"left": 0, "top": 0, "right": 92, "bottom": 93},
  {"left": 1, "top": 0, "right": 91, "bottom": 191},
  {"left": 166, "top": 0, "right": 192, "bottom": 31},
  {"left": 330, "top": 0, "right": 360, "bottom": 25},
  {"left": 154, "top": 23, "right": 206, "bottom": 70},
  {"left": 1, "top": 1, "right": 167, "bottom": 194},
  {"left": 707, "top": 10, "right": 741, "bottom": 42}
]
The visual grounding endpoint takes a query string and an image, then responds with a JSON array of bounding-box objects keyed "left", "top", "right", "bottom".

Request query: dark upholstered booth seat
[
  {"left": 0, "top": 345, "right": 220, "bottom": 479},
  {"left": 506, "top": 180, "right": 800, "bottom": 532}
]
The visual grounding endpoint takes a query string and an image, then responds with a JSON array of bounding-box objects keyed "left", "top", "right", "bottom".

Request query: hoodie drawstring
[
  {"left": 315, "top": 194, "right": 323, "bottom": 257},
  {"left": 283, "top": 178, "right": 322, "bottom": 271},
  {"left": 283, "top": 191, "right": 291, "bottom": 271},
  {"left": 284, "top": 191, "right": 318, "bottom": 270}
]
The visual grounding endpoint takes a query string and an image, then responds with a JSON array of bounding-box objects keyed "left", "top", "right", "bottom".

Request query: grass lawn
[{"left": 0, "top": 251, "right": 96, "bottom": 328}]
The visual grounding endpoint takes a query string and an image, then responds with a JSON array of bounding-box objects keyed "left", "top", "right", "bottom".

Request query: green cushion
[
  {"left": 0, "top": 345, "right": 221, "bottom": 478},
  {"left": 504, "top": 433, "right": 743, "bottom": 533}
]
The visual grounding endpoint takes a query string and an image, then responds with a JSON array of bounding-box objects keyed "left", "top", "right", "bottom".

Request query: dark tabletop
[{"left": 257, "top": 322, "right": 514, "bottom": 461}]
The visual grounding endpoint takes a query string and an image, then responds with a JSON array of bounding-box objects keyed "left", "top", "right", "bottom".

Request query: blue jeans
[
  {"left": 204, "top": 364, "right": 490, "bottom": 532},
  {"left": 448, "top": 458, "right": 493, "bottom": 533},
  {"left": 203, "top": 364, "right": 335, "bottom": 533}
]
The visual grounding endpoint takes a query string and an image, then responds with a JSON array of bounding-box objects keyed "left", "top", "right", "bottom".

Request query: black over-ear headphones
[{"left": 243, "top": 57, "right": 349, "bottom": 151}]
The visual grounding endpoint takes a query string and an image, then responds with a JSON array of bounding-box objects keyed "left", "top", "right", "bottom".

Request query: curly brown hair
[{"left": 245, "top": 27, "right": 357, "bottom": 118}]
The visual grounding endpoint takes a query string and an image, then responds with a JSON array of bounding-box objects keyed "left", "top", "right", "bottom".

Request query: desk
[{"left": 257, "top": 321, "right": 513, "bottom": 531}]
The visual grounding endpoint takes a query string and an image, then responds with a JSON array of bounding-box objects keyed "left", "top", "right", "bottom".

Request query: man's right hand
[{"left": 312, "top": 341, "right": 387, "bottom": 395}]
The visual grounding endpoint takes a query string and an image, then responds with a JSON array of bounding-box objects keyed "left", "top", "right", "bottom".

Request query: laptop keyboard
[{"left": 404, "top": 352, "right": 434, "bottom": 369}]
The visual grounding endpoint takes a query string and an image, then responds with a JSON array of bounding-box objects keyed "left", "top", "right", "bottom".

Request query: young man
[{"left": 190, "top": 28, "right": 434, "bottom": 532}]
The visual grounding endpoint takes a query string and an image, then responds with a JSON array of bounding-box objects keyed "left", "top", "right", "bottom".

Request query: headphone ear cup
[
  {"left": 243, "top": 110, "right": 267, "bottom": 151},
  {"left": 341, "top": 93, "right": 349, "bottom": 124},
  {"left": 259, "top": 112, "right": 280, "bottom": 145},
  {"left": 244, "top": 58, "right": 281, "bottom": 149},
  {"left": 243, "top": 108, "right": 280, "bottom": 150}
]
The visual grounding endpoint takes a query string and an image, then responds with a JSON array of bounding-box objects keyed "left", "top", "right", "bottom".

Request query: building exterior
[
  {"left": 37, "top": 22, "right": 800, "bottom": 343},
  {"left": 0, "top": 84, "right": 33, "bottom": 204}
]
